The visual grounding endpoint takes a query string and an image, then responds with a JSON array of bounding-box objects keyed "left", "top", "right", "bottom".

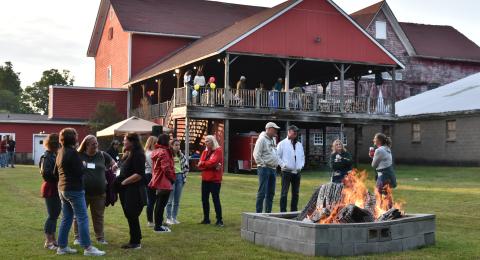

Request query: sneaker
[
  {"left": 154, "top": 226, "right": 171, "bottom": 233},
  {"left": 199, "top": 219, "right": 211, "bottom": 224},
  {"left": 147, "top": 221, "right": 155, "bottom": 227},
  {"left": 165, "top": 218, "right": 174, "bottom": 225},
  {"left": 56, "top": 246, "right": 78, "bottom": 255},
  {"left": 172, "top": 218, "right": 181, "bottom": 224},
  {"left": 84, "top": 246, "right": 106, "bottom": 256},
  {"left": 215, "top": 220, "right": 224, "bottom": 227},
  {"left": 97, "top": 239, "right": 108, "bottom": 245},
  {"left": 73, "top": 239, "right": 80, "bottom": 245},
  {"left": 121, "top": 243, "right": 142, "bottom": 249},
  {"left": 44, "top": 242, "right": 57, "bottom": 250}
]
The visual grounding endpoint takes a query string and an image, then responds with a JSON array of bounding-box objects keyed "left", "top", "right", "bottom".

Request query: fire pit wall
[{"left": 241, "top": 212, "right": 435, "bottom": 257}]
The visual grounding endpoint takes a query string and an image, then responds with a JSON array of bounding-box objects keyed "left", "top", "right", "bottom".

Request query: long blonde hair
[
  {"left": 205, "top": 135, "right": 220, "bottom": 150},
  {"left": 144, "top": 136, "right": 158, "bottom": 152},
  {"left": 78, "top": 135, "right": 97, "bottom": 153},
  {"left": 331, "top": 139, "right": 346, "bottom": 154}
]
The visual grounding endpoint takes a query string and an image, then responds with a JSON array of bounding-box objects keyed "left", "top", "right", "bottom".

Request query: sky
[{"left": 0, "top": 0, "right": 479, "bottom": 88}]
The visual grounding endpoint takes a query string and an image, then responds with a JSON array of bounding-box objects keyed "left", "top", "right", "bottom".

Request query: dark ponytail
[{"left": 375, "top": 133, "right": 392, "bottom": 147}]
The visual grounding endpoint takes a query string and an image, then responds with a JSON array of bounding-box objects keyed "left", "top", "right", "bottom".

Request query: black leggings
[
  {"left": 154, "top": 190, "right": 171, "bottom": 228},
  {"left": 201, "top": 181, "right": 222, "bottom": 222}
]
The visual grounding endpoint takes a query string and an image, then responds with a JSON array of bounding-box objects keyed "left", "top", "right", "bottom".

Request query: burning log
[
  {"left": 297, "top": 186, "right": 321, "bottom": 221},
  {"left": 336, "top": 204, "right": 375, "bottom": 223},
  {"left": 316, "top": 182, "right": 343, "bottom": 209},
  {"left": 377, "top": 208, "right": 402, "bottom": 221}
]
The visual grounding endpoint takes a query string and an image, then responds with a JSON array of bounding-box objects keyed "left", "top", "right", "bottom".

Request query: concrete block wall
[{"left": 241, "top": 212, "right": 435, "bottom": 257}]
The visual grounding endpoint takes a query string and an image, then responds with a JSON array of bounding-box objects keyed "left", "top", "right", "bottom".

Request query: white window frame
[
  {"left": 342, "top": 134, "right": 347, "bottom": 146},
  {"left": 375, "top": 21, "right": 387, "bottom": 40},
  {"left": 313, "top": 132, "right": 323, "bottom": 146},
  {"left": 446, "top": 120, "right": 456, "bottom": 142},
  {"left": 107, "top": 65, "right": 112, "bottom": 88}
]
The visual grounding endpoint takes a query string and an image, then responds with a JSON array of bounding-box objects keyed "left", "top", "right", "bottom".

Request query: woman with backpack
[
  {"left": 40, "top": 133, "right": 60, "bottom": 250},
  {"left": 73, "top": 135, "right": 117, "bottom": 245}
]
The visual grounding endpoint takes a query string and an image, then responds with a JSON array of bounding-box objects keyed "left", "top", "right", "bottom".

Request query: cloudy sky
[{"left": 1, "top": 0, "right": 479, "bottom": 88}]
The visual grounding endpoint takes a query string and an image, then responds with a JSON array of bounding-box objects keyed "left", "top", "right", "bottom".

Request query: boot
[{"left": 44, "top": 234, "right": 57, "bottom": 250}]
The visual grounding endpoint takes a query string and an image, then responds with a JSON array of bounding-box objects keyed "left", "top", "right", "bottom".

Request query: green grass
[{"left": 0, "top": 165, "right": 479, "bottom": 259}]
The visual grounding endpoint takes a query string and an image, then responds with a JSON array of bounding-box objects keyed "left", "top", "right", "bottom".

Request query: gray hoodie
[{"left": 253, "top": 132, "right": 284, "bottom": 169}]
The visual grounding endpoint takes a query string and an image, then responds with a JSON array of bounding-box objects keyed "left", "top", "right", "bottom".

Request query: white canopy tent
[{"left": 96, "top": 116, "right": 160, "bottom": 137}]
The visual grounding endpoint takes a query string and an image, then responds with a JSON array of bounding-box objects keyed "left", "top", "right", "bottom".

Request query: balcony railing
[
  {"left": 171, "top": 87, "right": 393, "bottom": 115},
  {"left": 130, "top": 100, "right": 171, "bottom": 119}
]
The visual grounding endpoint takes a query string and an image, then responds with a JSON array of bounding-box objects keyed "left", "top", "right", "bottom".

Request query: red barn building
[{"left": 0, "top": 86, "right": 128, "bottom": 164}]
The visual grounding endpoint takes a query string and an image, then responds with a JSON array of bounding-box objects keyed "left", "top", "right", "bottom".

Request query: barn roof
[
  {"left": 350, "top": 1, "right": 480, "bottom": 62},
  {"left": 87, "top": 0, "right": 264, "bottom": 57},
  {"left": 127, "top": 0, "right": 404, "bottom": 86},
  {"left": 0, "top": 113, "right": 85, "bottom": 125},
  {"left": 395, "top": 72, "right": 480, "bottom": 117}
]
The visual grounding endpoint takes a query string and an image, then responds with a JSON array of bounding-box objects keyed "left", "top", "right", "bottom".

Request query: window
[
  {"left": 313, "top": 132, "right": 323, "bottom": 146},
  {"left": 341, "top": 134, "right": 348, "bottom": 146},
  {"left": 412, "top": 122, "right": 421, "bottom": 142},
  {"left": 409, "top": 87, "right": 421, "bottom": 97},
  {"left": 446, "top": 120, "right": 456, "bottom": 141},
  {"left": 108, "top": 27, "right": 114, "bottom": 40},
  {"left": 107, "top": 65, "right": 112, "bottom": 88},
  {"left": 375, "top": 21, "right": 387, "bottom": 40},
  {"left": 428, "top": 84, "right": 440, "bottom": 91}
]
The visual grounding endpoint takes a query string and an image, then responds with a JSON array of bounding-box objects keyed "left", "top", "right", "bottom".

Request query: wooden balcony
[{"left": 168, "top": 87, "right": 395, "bottom": 124}]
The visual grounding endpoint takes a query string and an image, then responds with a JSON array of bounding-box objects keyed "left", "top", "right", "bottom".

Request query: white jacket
[{"left": 277, "top": 138, "right": 305, "bottom": 174}]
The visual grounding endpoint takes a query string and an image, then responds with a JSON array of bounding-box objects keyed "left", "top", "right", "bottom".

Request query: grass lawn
[{"left": 0, "top": 165, "right": 479, "bottom": 259}]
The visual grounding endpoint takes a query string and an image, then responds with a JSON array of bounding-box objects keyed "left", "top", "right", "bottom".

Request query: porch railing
[
  {"left": 165, "top": 86, "right": 393, "bottom": 115},
  {"left": 130, "top": 100, "right": 171, "bottom": 119}
]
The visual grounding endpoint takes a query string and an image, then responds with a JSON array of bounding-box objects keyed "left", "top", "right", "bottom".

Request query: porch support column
[
  {"left": 142, "top": 84, "right": 146, "bottom": 99},
  {"left": 224, "top": 53, "right": 230, "bottom": 108},
  {"left": 157, "top": 79, "right": 162, "bottom": 104},
  {"left": 391, "top": 68, "right": 396, "bottom": 115},
  {"left": 285, "top": 59, "right": 290, "bottom": 110},
  {"left": 127, "top": 86, "right": 132, "bottom": 117},
  {"left": 354, "top": 125, "right": 360, "bottom": 167},
  {"left": 340, "top": 123, "right": 344, "bottom": 143},
  {"left": 335, "top": 64, "right": 351, "bottom": 113},
  {"left": 224, "top": 119, "right": 229, "bottom": 172},
  {"left": 353, "top": 76, "right": 361, "bottom": 97},
  {"left": 322, "top": 125, "right": 327, "bottom": 164},
  {"left": 185, "top": 117, "right": 190, "bottom": 158}
]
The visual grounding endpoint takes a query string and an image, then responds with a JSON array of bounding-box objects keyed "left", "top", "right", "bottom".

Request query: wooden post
[
  {"left": 157, "top": 79, "right": 162, "bottom": 104},
  {"left": 141, "top": 84, "right": 146, "bottom": 99},
  {"left": 255, "top": 89, "right": 260, "bottom": 109},
  {"left": 391, "top": 68, "right": 396, "bottom": 115},
  {"left": 223, "top": 119, "right": 229, "bottom": 172},
  {"left": 340, "top": 124, "right": 344, "bottom": 143},
  {"left": 285, "top": 59, "right": 290, "bottom": 110},
  {"left": 176, "top": 70, "right": 181, "bottom": 89},
  {"left": 224, "top": 53, "right": 230, "bottom": 108},
  {"left": 353, "top": 76, "right": 361, "bottom": 97},
  {"left": 322, "top": 125, "right": 327, "bottom": 164},
  {"left": 313, "top": 92, "right": 318, "bottom": 111},
  {"left": 354, "top": 125, "right": 360, "bottom": 167},
  {"left": 185, "top": 117, "right": 190, "bottom": 158},
  {"left": 127, "top": 86, "right": 132, "bottom": 117},
  {"left": 339, "top": 64, "right": 345, "bottom": 113},
  {"left": 305, "top": 128, "right": 310, "bottom": 166}
]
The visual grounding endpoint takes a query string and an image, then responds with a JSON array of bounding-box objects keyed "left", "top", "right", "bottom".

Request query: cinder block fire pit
[{"left": 241, "top": 212, "right": 435, "bottom": 257}]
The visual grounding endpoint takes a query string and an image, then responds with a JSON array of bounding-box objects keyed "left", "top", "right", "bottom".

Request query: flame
[{"left": 312, "top": 169, "right": 404, "bottom": 224}]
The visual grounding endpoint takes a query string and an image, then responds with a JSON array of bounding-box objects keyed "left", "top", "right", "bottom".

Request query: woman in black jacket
[
  {"left": 40, "top": 133, "right": 60, "bottom": 250},
  {"left": 329, "top": 139, "right": 353, "bottom": 183},
  {"left": 116, "top": 133, "right": 146, "bottom": 249}
]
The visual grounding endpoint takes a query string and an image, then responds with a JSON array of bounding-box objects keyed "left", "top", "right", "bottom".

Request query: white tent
[
  {"left": 96, "top": 116, "right": 160, "bottom": 137},
  {"left": 396, "top": 72, "right": 480, "bottom": 117}
]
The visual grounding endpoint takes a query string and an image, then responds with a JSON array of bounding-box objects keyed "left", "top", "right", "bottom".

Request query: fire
[{"left": 312, "top": 169, "right": 404, "bottom": 224}]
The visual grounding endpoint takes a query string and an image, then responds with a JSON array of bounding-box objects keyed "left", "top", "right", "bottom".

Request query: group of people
[
  {"left": 253, "top": 122, "right": 397, "bottom": 213},
  {"left": 0, "top": 135, "right": 15, "bottom": 168},
  {"left": 39, "top": 128, "right": 225, "bottom": 256}
]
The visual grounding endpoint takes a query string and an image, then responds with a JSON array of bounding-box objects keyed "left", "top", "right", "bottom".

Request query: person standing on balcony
[
  {"left": 165, "top": 139, "right": 189, "bottom": 225},
  {"left": 198, "top": 135, "right": 224, "bottom": 226},
  {"left": 370, "top": 133, "right": 397, "bottom": 207},
  {"left": 193, "top": 69, "right": 205, "bottom": 104},
  {"left": 149, "top": 134, "right": 175, "bottom": 233},
  {"left": 183, "top": 70, "right": 193, "bottom": 88},
  {"left": 235, "top": 76, "right": 246, "bottom": 105},
  {"left": 329, "top": 139, "right": 352, "bottom": 183},
  {"left": 253, "top": 122, "right": 285, "bottom": 213},
  {"left": 144, "top": 136, "right": 158, "bottom": 228},
  {"left": 270, "top": 78, "right": 283, "bottom": 108},
  {"left": 277, "top": 125, "right": 305, "bottom": 212}
]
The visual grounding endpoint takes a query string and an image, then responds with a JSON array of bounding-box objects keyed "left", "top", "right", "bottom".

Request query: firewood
[
  {"left": 377, "top": 208, "right": 402, "bottom": 221},
  {"left": 297, "top": 186, "right": 321, "bottom": 220},
  {"left": 336, "top": 204, "right": 375, "bottom": 223}
]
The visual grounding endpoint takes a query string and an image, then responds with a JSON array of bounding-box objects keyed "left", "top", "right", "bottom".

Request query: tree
[
  {"left": 0, "top": 61, "right": 22, "bottom": 95},
  {"left": 87, "top": 102, "right": 123, "bottom": 134},
  {"left": 23, "top": 69, "right": 74, "bottom": 114}
]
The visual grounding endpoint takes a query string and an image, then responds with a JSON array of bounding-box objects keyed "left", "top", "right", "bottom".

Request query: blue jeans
[
  {"left": 166, "top": 173, "right": 185, "bottom": 220},
  {"left": 44, "top": 196, "right": 61, "bottom": 234},
  {"left": 7, "top": 151, "right": 14, "bottom": 167},
  {"left": 0, "top": 153, "right": 6, "bottom": 167},
  {"left": 256, "top": 167, "right": 277, "bottom": 213},
  {"left": 58, "top": 190, "right": 91, "bottom": 248}
]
